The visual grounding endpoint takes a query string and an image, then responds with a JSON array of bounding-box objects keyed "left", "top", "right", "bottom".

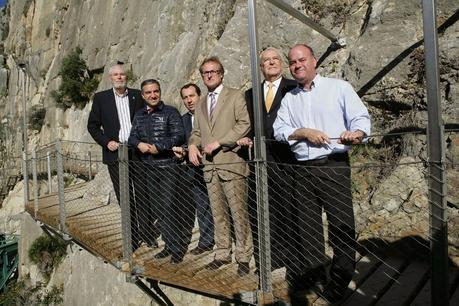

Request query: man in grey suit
[{"left": 188, "top": 57, "right": 253, "bottom": 276}]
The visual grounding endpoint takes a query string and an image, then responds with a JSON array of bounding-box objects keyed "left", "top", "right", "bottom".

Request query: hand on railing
[
  {"left": 236, "top": 137, "right": 253, "bottom": 149},
  {"left": 188, "top": 144, "right": 203, "bottom": 166},
  {"left": 172, "top": 146, "right": 187, "bottom": 159}
]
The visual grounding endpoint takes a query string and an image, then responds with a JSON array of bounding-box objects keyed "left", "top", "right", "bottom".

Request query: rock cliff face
[
  {"left": 0, "top": 0, "right": 457, "bottom": 149},
  {"left": 0, "top": 0, "right": 458, "bottom": 304}
]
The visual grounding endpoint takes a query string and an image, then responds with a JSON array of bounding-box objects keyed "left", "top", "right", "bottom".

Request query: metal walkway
[{"left": 24, "top": 183, "right": 459, "bottom": 305}]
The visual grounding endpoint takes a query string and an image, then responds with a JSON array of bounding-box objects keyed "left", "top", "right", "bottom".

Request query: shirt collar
[
  {"left": 264, "top": 76, "right": 282, "bottom": 89},
  {"left": 298, "top": 74, "right": 321, "bottom": 92},
  {"left": 144, "top": 101, "right": 164, "bottom": 114},
  {"left": 209, "top": 84, "right": 224, "bottom": 96},
  {"left": 113, "top": 88, "right": 128, "bottom": 98}
]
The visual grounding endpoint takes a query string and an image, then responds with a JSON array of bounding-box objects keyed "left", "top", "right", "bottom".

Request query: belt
[{"left": 296, "top": 152, "right": 349, "bottom": 166}]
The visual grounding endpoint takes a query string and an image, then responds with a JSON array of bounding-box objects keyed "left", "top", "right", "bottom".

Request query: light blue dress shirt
[{"left": 273, "top": 74, "right": 371, "bottom": 161}]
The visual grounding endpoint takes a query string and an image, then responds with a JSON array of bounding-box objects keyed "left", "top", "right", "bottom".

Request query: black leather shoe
[
  {"left": 237, "top": 262, "right": 250, "bottom": 277},
  {"left": 320, "top": 285, "right": 347, "bottom": 304},
  {"left": 205, "top": 259, "right": 231, "bottom": 270},
  {"left": 191, "top": 245, "right": 214, "bottom": 255},
  {"left": 154, "top": 248, "right": 172, "bottom": 259}
]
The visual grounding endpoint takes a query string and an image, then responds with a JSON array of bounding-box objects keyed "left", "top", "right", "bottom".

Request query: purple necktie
[{"left": 209, "top": 92, "right": 216, "bottom": 120}]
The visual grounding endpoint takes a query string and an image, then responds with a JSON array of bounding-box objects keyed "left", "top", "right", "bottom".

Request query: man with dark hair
[
  {"left": 87, "top": 64, "right": 144, "bottom": 203},
  {"left": 274, "top": 44, "right": 371, "bottom": 302},
  {"left": 173, "top": 83, "right": 215, "bottom": 255},
  {"left": 188, "top": 57, "right": 253, "bottom": 276},
  {"left": 128, "top": 79, "right": 187, "bottom": 264}
]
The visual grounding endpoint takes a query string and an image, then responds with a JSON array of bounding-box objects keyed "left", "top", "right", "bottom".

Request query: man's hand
[
  {"left": 107, "top": 140, "right": 119, "bottom": 152},
  {"left": 148, "top": 144, "right": 158, "bottom": 154},
  {"left": 288, "top": 128, "right": 330, "bottom": 146},
  {"left": 137, "top": 142, "right": 153, "bottom": 154},
  {"left": 188, "top": 144, "right": 202, "bottom": 166},
  {"left": 338, "top": 130, "right": 365, "bottom": 145},
  {"left": 236, "top": 137, "right": 253, "bottom": 148},
  {"left": 203, "top": 141, "right": 221, "bottom": 155},
  {"left": 172, "top": 146, "right": 186, "bottom": 159}
]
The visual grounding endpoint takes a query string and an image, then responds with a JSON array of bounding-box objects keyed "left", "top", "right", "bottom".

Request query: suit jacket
[
  {"left": 182, "top": 112, "right": 193, "bottom": 142},
  {"left": 189, "top": 86, "right": 251, "bottom": 181},
  {"left": 245, "top": 77, "right": 297, "bottom": 162},
  {"left": 87, "top": 88, "right": 144, "bottom": 163}
]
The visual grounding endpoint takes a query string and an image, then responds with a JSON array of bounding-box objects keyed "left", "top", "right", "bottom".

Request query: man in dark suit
[
  {"left": 238, "top": 47, "right": 297, "bottom": 271},
  {"left": 87, "top": 64, "right": 144, "bottom": 204},
  {"left": 173, "top": 83, "right": 215, "bottom": 255}
]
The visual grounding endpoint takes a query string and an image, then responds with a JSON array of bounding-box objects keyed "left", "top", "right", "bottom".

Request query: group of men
[{"left": 87, "top": 44, "right": 370, "bottom": 302}]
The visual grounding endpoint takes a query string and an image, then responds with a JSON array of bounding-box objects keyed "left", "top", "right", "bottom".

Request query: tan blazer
[{"left": 189, "top": 86, "right": 251, "bottom": 181}]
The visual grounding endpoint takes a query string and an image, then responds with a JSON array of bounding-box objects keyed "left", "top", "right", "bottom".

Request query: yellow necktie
[{"left": 265, "top": 82, "right": 274, "bottom": 112}]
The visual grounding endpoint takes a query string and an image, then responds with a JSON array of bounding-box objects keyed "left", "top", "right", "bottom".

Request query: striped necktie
[{"left": 209, "top": 92, "right": 216, "bottom": 120}]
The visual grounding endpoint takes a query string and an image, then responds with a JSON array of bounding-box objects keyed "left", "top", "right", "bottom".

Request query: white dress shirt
[
  {"left": 273, "top": 74, "right": 371, "bottom": 161},
  {"left": 113, "top": 88, "right": 132, "bottom": 143},
  {"left": 207, "top": 84, "right": 224, "bottom": 116}
]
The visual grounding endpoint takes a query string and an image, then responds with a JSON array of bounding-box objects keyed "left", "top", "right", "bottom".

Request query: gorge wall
[{"left": 0, "top": 0, "right": 458, "bottom": 304}]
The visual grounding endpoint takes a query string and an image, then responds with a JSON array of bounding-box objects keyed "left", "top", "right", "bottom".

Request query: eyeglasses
[
  {"left": 201, "top": 70, "right": 221, "bottom": 76},
  {"left": 262, "top": 56, "right": 281, "bottom": 63}
]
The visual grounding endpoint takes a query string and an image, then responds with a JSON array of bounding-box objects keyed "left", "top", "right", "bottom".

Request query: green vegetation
[
  {"left": 28, "top": 234, "right": 68, "bottom": 281},
  {"left": 299, "top": 0, "right": 351, "bottom": 26},
  {"left": 51, "top": 47, "right": 100, "bottom": 109},
  {"left": 125, "top": 68, "right": 138, "bottom": 86},
  {"left": 349, "top": 139, "right": 403, "bottom": 201},
  {"left": 29, "top": 105, "right": 46, "bottom": 131},
  {"left": 0, "top": 281, "right": 63, "bottom": 306}
]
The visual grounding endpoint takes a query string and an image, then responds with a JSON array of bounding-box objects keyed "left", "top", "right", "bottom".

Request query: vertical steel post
[
  {"left": 19, "top": 65, "right": 29, "bottom": 193},
  {"left": 31, "top": 149, "right": 39, "bottom": 219},
  {"left": 119, "top": 144, "right": 132, "bottom": 263},
  {"left": 88, "top": 151, "right": 92, "bottom": 180},
  {"left": 248, "top": 0, "right": 273, "bottom": 304},
  {"left": 22, "top": 152, "right": 29, "bottom": 205},
  {"left": 56, "top": 140, "right": 67, "bottom": 233},
  {"left": 422, "top": 1, "right": 448, "bottom": 305},
  {"left": 47, "top": 150, "right": 52, "bottom": 193}
]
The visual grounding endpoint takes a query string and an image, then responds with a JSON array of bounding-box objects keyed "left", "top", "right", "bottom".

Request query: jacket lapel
[
  {"left": 108, "top": 90, "right": 121, "bottom": 131},
  {"left": 128, "top": 88, "right": 137, "bottom": 119},
  {"left": 270, "top": 77, "right": 285, "bottom": 114},
  {"left": 201, "top": 95, "right": 211, "bottom": 130}
]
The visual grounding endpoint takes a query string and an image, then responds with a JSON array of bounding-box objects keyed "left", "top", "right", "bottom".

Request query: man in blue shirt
[{"left": 273, "top": 44, "right": 370, "bottom": 303}]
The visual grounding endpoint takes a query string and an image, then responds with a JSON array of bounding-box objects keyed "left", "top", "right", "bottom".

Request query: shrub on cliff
[
  {"left": 51, "top": 47, "right": 99, "bottom": 109},
  {"left": 28, "top": 234, "right": 68, "bottom": 281}
]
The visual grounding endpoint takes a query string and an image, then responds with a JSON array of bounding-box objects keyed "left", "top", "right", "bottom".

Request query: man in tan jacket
[{"left": 188, "top": 56, "right": 253, "bottom": 277}]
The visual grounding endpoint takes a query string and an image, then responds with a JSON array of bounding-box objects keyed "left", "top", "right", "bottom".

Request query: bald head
[{"left": 288, "top": 44, "right": 317, "bottom": 89}]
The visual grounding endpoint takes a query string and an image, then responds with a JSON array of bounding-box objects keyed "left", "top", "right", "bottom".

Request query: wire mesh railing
[{"left": 19, "top": 132, "right": 459, "bottom": 305}]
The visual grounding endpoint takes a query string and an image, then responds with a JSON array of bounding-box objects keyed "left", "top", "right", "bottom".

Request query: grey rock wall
[{"left": 0, "top": 0, "right": 458, "bottom": 301}]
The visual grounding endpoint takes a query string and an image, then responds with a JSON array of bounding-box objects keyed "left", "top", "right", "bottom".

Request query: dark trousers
[
  {"left": 130, "top": 162, "right": 160, "bottom": 249},
  {"left": 107, "top": 161, "right": 140, "bottom": 250},
  {"left": 134, "top": 163, "right": 193, "bottom": 257},
  {"left": 248, "top": 161, "right": 296, "bottom": 271},
  {"left": 288, "top": 153, "right": 356, "bottom": 286},
  {"left": 182, "top": 166, "right": 214, "bottom": 248},
  {"left": 267, "top": 163, "right": 296, "bottom": 269}
]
